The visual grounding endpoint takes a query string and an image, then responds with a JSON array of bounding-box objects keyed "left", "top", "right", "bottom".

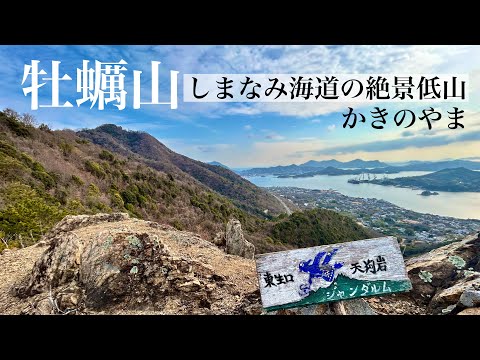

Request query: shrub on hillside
[
  {"left": 0, "top": 183, "right": 66, "bottom": 245},
  {"left": 85, "top": 160, "right": 106, "bottom": 179}
]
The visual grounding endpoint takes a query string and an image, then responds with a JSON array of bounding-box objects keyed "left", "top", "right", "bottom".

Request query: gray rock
[
  {"left": 266, "top": 304, "right": 331, "bottom": 315},
  {"left": 225, "top": 219, "right": 255, "bottom": 259},
  {"left": 430, "top": 277, "right": 480, "bottom": 311},
  {"left": 459, "top": 287, "right": 480, "bottom": 308},
  {"left": 340, "top": 299, "right": 377, "bottom": 315}
]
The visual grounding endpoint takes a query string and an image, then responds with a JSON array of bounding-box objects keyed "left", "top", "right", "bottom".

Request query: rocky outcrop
[
  {"left": 225, "top": 219, "right": 255, "bottom": 260},
  {"left": 406, "top": 233, "right": 480, "bottom": 314},
  {"left": 367, "top": 233, "right": 480, "bottom": 315},
  {"left": 6, "top": 213, "right": 479, "bottom": 315},
  {"left": 15, "top": 213, "right": 259, "bottom": 315},
  {"left": 10, "top": 213, "right": 379, "bottom": 315}
]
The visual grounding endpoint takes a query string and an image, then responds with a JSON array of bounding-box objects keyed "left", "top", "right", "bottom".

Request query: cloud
[
  {"left": 264, "top": 131, "right": 285, "bottom": 140},
  {"left": 3, "top": 45, "right": 480, "bottom": 168},
  {"left": 327, "top": 124, "right": 336, "bottom": 132},
  {"left": 401, "top": 130, "right": 415, "bottom": 137},
  {"left": 315, "top": 130, "right": 480, "bottom": 155},
  {"left": 461, "top": 156, "right": 480, "bottom": 161},
  {"left": 196, "top": 144, "right": 233, "bottom": 153},
  {"left": 211, "top": 45, "right": 479, "bottom": 117},
  {"left": 227, "top": 105, "right": 263, "bottom": 115},
  {"left": 3, "top": 45, "right": 480, "bottom": 123}
]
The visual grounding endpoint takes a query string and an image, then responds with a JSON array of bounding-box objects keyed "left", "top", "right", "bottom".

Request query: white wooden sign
[{"left": 255, "top": 236, "right": 412, "bottom": 311}]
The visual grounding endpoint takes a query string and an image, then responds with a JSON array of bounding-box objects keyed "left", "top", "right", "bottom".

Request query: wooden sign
[{"left": 255, "top": 236, "right": 412, "bottom": 311}]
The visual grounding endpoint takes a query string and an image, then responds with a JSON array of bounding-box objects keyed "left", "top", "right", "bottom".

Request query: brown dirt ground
[{"left": 0, "top": 243, "right": 46, "bottom": 314}]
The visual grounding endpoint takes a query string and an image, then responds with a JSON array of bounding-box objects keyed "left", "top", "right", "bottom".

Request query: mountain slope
[
  {"left": 77, "top": 125, "right": 284, "bottom": 217},
  {"left": 208, "top": 161, "right": 230, "bottom": 169},
  {"left": 270, "top": 209, "right": 374, "bottom": 248},
  {"left": 0, "top": 110, "right": 375, "bottom": 254},
  {"left": 0, "top": 112, "right": 253, "bottom": 247}
]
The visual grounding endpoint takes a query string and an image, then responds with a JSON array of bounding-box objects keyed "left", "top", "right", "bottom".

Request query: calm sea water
[{"left": 245, "top": 171, "right": 480, "bottom": 220}]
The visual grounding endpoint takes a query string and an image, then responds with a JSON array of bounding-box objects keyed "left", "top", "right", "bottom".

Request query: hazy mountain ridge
[
  {"left": 301, "top": 159, "right": 389, "bottom": 168},
  {"left": 241, "top": 159, "right": 480, "bottom": 177}
]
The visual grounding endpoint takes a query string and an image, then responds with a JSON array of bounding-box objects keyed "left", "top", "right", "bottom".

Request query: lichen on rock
[{"left": 15, "top": 213, "right": 259, "bottom": 315}]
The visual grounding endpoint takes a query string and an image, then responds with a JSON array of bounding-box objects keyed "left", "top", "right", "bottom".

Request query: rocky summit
[
  {"left": 4, "top": 213, "right": 260, "bottom": 315},
  {"left": 0, "top": 213, "right": 479, "bottom": 315}
]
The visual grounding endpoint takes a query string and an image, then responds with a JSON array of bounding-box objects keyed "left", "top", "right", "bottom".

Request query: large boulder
[
  {"left": 16, "top": 213, "right": 259, "bottom": 314},
  {"left": 225, "top": 219, "right": 255, "bottom": 260}
]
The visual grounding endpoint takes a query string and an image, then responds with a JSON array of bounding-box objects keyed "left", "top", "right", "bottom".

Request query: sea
[{"left": 245, "top": 171, "right": 480, "bottom": 220}]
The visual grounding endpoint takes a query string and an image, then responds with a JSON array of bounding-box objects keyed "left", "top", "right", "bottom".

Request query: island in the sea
[
  {"left": 365, "top": 167, "right": 480, "bottom": 193},
  {"left": 419, "top": 190, "right": 439, "bottom": 196}
]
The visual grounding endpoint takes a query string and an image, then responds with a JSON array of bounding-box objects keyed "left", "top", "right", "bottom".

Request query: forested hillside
[{"left": 0, "top": 109, "right": 375, "bottom": 253}]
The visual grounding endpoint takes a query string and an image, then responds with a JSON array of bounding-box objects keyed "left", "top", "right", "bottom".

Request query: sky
[{"left": 1, "top": 45, "right": 480, "bottom": 168}]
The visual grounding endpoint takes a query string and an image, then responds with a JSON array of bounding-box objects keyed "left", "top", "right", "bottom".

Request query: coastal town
[{"left": 269, "top": 187, "right": 480, "bottom": 254}]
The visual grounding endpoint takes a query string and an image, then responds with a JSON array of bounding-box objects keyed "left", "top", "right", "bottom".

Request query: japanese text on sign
[{"left": 184, "top": 74, "right": 467, "bottom": 103}]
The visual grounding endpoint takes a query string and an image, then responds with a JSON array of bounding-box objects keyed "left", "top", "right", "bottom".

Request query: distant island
[
  {"left": 419, "top": 190, "right": 439, "bottom": 196},
  {"left": 278, "top": 166, "right": 400, "bottom": 178},
  {"left": 368, "top": 167, "right": 480, "bottom": 192},
  {"left": 240, "top": 158, "right": 480, "bottom": 177}
]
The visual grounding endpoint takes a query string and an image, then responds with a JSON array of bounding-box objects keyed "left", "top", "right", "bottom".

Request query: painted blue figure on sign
[{"left": 298, "top": 249, "right": 344, "bottom": 296}]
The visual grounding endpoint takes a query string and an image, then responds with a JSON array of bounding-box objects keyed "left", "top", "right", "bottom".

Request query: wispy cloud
[
  {"left": 196, "top": 144, "right": 233, "bottom": 153},
  {"left": 227, "top": 105, "right": 262, "bottom": 115},
  {"left": 265, "top": 134, "right": 285, "bottom": 141},
  {"left": 2, "top": 45, "right": 480, "bottom": 167},
  {"left": 315, "top": 130, "right": 480, "bottom": 155},
  {"left": 401, "top": 130, "right": 415, "bottom": 137},
  {"left": 263, "top": 131, "right": 285, "bottom": 140}
]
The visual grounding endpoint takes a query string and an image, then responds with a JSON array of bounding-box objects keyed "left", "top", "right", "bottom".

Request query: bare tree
[
  {"left": 18, "top": 234, "right": 24, "bottom": 248},
  {"left": 3, "top": 108, "right": 20, "bottom": 120},
  {"left": 0, "top": 233, "right": 14, "bottom": 249},
  {"left": 21, "top": 113, "right": 37, "bottom": 127}
]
